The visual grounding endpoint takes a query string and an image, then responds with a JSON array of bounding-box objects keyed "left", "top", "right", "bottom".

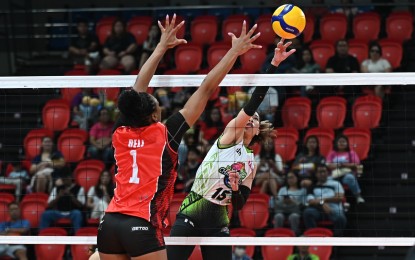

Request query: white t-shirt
[{"left": 361, "top": 58, "right": 391, "bottom": 73}]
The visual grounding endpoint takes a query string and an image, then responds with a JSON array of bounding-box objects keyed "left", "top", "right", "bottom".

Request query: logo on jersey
[
  {"left": 218, "top": 162, "right": 247, "bottom": 189},
  {"left": 236, "top": 148, "right": 241, "bottom": 156},
  {"left": 131, "top": 226, "right": 149, "bottom": 231}
]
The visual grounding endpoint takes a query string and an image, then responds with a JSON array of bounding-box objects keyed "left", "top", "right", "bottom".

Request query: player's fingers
[
  {"left": 157, "top": 20, "right": 165, "bottom": 32},
  {"left": 283, "top": 41, "right": 292, "bottom": 49},
  {"left": 241, "top": 20, "right": 247, "bottom": 36},
  {"left": 249, "top": 32, "right": 261, "bottom": 42},
  {"left": 251, "top": 44, "right": 263, "bottom": 49},
  {"left": 171, "top": 13, "right": 177, "bottom": 28},
  {"left": 228, "top": 32, "right": 236, "bottom": 41},
  {"left": 165, "top": 14, "right": 170, "bottom": 28},
  {"left": 247, "top": 24, "right": 257, "bottom": 37},
  {"left": 173, "top": 20, "right": 185, "bottom": 33},
  {"left": 287, "top": 49, "right": 296, "bottom": 55}
]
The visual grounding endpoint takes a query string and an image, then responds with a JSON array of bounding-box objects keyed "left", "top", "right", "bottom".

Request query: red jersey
[{"left": 106, "top": 123, "right": 178, "bottom": 229}]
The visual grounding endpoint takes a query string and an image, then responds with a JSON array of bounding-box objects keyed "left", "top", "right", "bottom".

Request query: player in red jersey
[{"left": 97, "top": 14, "right": 262, "bottom": 260}]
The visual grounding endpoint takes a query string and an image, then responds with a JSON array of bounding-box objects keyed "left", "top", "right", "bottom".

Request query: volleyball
[{"left": 271, "top": 4, "right": 306, "bottom": 39}]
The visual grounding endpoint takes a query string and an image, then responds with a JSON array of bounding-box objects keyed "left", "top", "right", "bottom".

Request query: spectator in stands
[
  {"left": 254, "top": 137, "right": 284, "bottom": 197},
  {"left": 88, "top": 108, "right": 114, "bottom": 166},
  {"left": 326, "top": 135, "right": 365, "bottom": 204},
  {"left": 326, "top": 39, "right": 360, "bottom": 95},
  {"left": 232, "top": 246, "right": 252, "bottom": 260},
  {"left": 303, "top": 164, "right": 347, "bottom": 237},
  {"left": 292, "top": 135, "right": 326, "bottom": 188},
  {"left": 29, "top": 137, "right": 65, "bottom": 193},
  {"left": 199, "top": 107, "right": 225, "bottom": 148},
  {"left": 39, "top": 168, "right": 85, "bottom": 232},
  {"left": 68, "top": 19, "right": 100, "bottom": 74},
  {"left": 247, "top": 85, "right": 278, "bottom": 124},
  {"left": 273, "top": 171, "right": 306, "bottom": 235},
  {"left": 139, "top": 24, "right": 160, "bottom": 69},
  {"left": 87, "top": 170, "right": 114, "bottom": 220},
  {"left": 0, "top": 161, "right": 30, "bottom": 201},
  {"left": 72, "top": 88, "right": 100, "bottom": 130},
  {"left": 292, "top": 48, "right": 320, "bottom": 96},
  {"left": 100, "top": 19, "right": 137, "bottom": 74},
  {"left": 0, "top": 202, "right": 29, "bottom": 260},
  {"left": 287, "top": 244, "right": 320, "bottom": 260},
  {"left": 180, "top": 148, "right": 202, "bottom": 192},
  {"left": 361, "top": 42, "right": 392, "bottom": 99}
]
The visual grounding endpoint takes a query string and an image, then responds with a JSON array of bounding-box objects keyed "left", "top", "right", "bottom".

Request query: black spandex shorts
[{"left": 97, "top": 212, "right": 165, "bottom": 257}]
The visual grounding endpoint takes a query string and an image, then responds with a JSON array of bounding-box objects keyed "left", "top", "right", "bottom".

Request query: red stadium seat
[
  {"left": 348, "top": 39, "right": 369, "bottom": 64},
  {"left": 20, "top": 200, "right": 47, "bottom": 228},
  {"left": 273, "top": 128, "right": 299, "bottom": 162},
  {"left": 230, "top": 228, "right": 256, "bottom": 258},
  {"left": 317, "top": 96, "right": 347, "bottom": 129},
  {"left": 191, "top": 15, "right": 218, "bottom": 45},
  {"left": 222, "top": 14, "right": 251, "bottom": 43},
  {"left": 58, "top": 129, "right": 88, "bottom": 163},
  {"left": 309, "top": 40, "right": 335, "bottom": 71},
  {"left": 71, "top": 227, "right": 99, "bottom": 260},
  {"left": 303, "top": 15, "right": 315, "bottom": 43},
  {"left": 352, "top": 95, "right": 382, "bottom": 129},
  {"left": 93, "top": 87, "right": 120, "bottom": 102},
  {"left": 188, "top": 245, "right": 202, "bottom": 260},
  {"left": 97, "top": 69, "right": 122, "bottom": 75},
  {"left": 0, "top": 193, "right": 14, "bottom": 204},
  {"left": 320, "top": 13, "right": 348, "bottom": 43},
  {"left": 304, "top": 128, "right": 335, "bottom": 157},
  {"left": 0, "top": 201, "right": 8, "bottom": 223},
  {"left": 175, "top": 43, "right": 203, "bottom": 73},
  {"left": 343, "top": 128, "right": 372, "bottom": 160},
  {"left": 353, "top": 12, "right": 381, "bottom": 43},
  {"left": 95, "top": 16, "right": 117, "bottom": 45},
  {"left": 240, "top": 48, "right": 267, "bottom": 73},
  {"left": 262, "top": 228, "right": 295, "bottom": 260},
  {"left": 61, "top": 88, "right": 81, "bottom": 104},
  {"left": 127, "top": 16, "right": 153, "bottom": 45},
  {"left": 386, "top": 11, "right": 413, "bottom": 43},
  {"left": 21, "top": 192, "right": 49, "bottom": 203},
  {"left": 207, "top": 42, "right": 231, "bottom": 69},
  {"left": 282, "top": 97, "right": 312, "bottom": 130},
  {"left": 238, "top": 193, "right": 269, "bottom": 229},
  {"left": 74, "top": 160, "right": 105, "bottom": 192},
  {"left": 161, "top": 15, "right": 185, "bottom": 39},
  {"left": 35, "top": 228, "right": 67, "bottom": 260},
  {"left": 168, "top": 193, "right": 187, "bottom": 226},
  {"left": 23, "top": 129, "right": 54, "bottom": 160},
  {"left": 379, "top": 39, "right": 403, "bottom": 69},
  {"left": 303, "top": 228, "right": 333, "bottom": 260},
  {"left": 42, "top": 99, "right": 71, "bottom": 131},
  {"left": 255, "top": 14, "right": 275, "bottom": 47}
]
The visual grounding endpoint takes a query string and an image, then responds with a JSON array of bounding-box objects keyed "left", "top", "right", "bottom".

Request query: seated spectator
[
  {"left": 232, "top": 246, "right": 252, "bottom": 260},
  {"left": 287, "top": 244, "right": 320, "bottom": 260},
  {"left": 247, "top": 86, "right": 278, "bottom": 124},
  {"left": 0, "top": 161, "right": 30, "bottom": 201},
  {"left": 29, "top": 137, "right": 65, "bottom": 193},
  {"left": 326, "top": 135, "right": 365, "bottom": 204},
  {"left": 254, "top": 137, "right": 284, "bottom": 197},
  {"left": 100, "top": 19, "right": 137, "bottom": 74},
  {"left": 303, "top": 164, "right": 347, "bottom": 237},
  {"left": 361, "top": 41, "right": 392, "bottom": 99},
  {"left": 138, "top": 24, "right": 160, "bottom": 69},
  {"left": 72, "top": 88, "right": 100, "bottom": 130},
  {"left": 199, "top": 107, "right": 225, "bottom": 148},
  {"left": 273, "top": 172, "right": 306, "bottom": 235},
  {"left": 39, "top": 169, "right": 85, "bottom": 232},
  {"left": 291, "top": 48, "right": 320, "bottom": 96},
  {"left": 180, "top": 148, "right": 202, "bottom": 192},
  {"left": 0, "top": 202, "right": 30, "bottom": 260},
  {"left": 68, "top": 19, "right": 100, "bottom": 74},
  {"left": 292, "top": 135, "right": 326, "bottom": 188},
  {"left": 87, "top": 170, "right": 114, "bottom": 220},
  {"left": 87, "top": 108, "right": 114, "bottom": 166}
]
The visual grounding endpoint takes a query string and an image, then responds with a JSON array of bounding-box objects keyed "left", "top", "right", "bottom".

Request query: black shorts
[{"left": 97, "top": 212, "right": 165, "bottom": 257}]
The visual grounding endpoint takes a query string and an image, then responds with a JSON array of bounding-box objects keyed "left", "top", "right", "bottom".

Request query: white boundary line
[
  {"left": 1, "top": 236, "right": 414, "bottom": 246},
  {"left": 1, "top": 73, "right": 415, "bottom": 88}
]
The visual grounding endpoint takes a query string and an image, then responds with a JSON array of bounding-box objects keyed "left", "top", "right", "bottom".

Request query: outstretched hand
[
  {"left": 271, "top": 38, "right": 296, "bottom": 66},
  {"left": 229, "top": 171, "right": 240, "bottom": 191},
  {"left": 228, "top": 21, "right": 262, "bottom": 56},
  {"left": 158, "top": 13, "right": 187, "bottom": 50}
]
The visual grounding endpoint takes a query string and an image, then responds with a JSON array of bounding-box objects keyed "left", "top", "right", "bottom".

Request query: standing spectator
[
  {"left": 29, "top": 137, "right": 65, "bottom": 193},
  {"left": 87, "top": 170, "right": 114, "bottom": 220},
  {"left": 0, "top": 202, "right": 30, "bottom": 260},
  {"left": 199, "top": 107, "right": 225, "bottom": 148},
  {"left": 273, "top": 172, "right": 306, "bottom": 235},
  {"left": 139, "top": 24, "right": 161, "bottom": 69},
  {"left": 254, "top": 137, "right": 284, "bottom": 197},
  {"left": 39, "top": 169, "right": 85, "bottom": 232},
  {"left": 247, "top": 86, "right": 278, "bottom": 124},
  {"left": 68, "top": 19, "right": 100, "bottom": 74},
  {"left": 303, "top": 164, "right": 347, "bottom": 237},
  {"left": 292, "top": 48, "right": 320, "bottom": 96},
  {"left": 326, "top": 135, "right": 365, "bottom": 204},
  {"left": 88, "top": 108, "right": 114, "bottom": 166},
  {"left": 361, "top": 42, "right": 392, "bottom": 99},
  {"left": 232, "top": 246, "right": 252, "bottom": 260},
  {"left": 292, "top": 135, "right": 326, "bottom": 188},
  {"left": 0, "top": 161, "right": 30, "bottom": 202},
  {"left": 100, "top": 19, "right": 137, "bottom": 74},
  {"left": 287, "top": 244, "right": 320, "bottom": 260}
]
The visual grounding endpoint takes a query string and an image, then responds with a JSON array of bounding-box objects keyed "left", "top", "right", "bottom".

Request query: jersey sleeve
[{"left": 165, "top": 112, "right": 190, "bottom": 152}]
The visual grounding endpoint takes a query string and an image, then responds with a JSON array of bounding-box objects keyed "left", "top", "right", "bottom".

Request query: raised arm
[
  {"left": 179, "top": 21, "right": 261, "bottom": 127},
  {"left": 220, "top": 39, "right": 296, "bottom": 145},
  {"left": 133, "top": 14, "right": 187, "bottom": 92}
]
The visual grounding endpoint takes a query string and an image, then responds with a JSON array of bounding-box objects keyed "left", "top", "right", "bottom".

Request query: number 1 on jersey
[{"left": 129, "top": 150, "right": 140, "bottom": 184}]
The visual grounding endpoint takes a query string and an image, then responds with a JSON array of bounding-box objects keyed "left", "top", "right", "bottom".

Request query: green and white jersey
[{"left": 190, "top": 138, "right": 255, "bottom": 206}]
